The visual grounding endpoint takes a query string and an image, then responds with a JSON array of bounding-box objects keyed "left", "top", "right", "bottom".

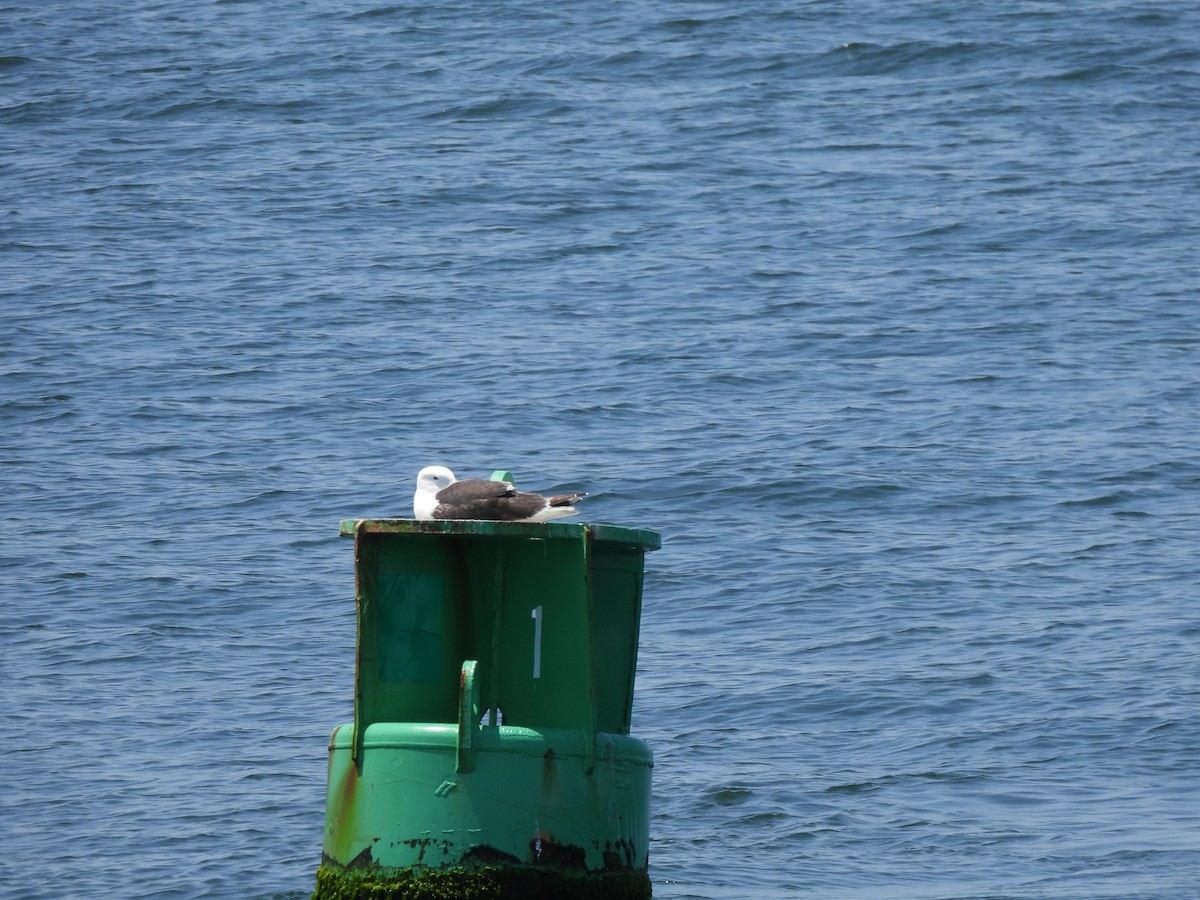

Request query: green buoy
[{"left": 314, "top": 513, "right": 661, "bottom": 900}]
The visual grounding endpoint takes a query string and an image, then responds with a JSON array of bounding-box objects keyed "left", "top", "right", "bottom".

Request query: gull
[{"left": 413, "top": 466, "right": 586, "bottom": 522}]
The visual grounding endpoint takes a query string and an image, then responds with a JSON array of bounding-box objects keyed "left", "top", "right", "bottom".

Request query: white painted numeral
[{"left": 531, "top": 605, "right": 543, "bottom": 679}]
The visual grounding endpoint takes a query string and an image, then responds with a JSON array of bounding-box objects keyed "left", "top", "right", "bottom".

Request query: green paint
[
  {"left": 318, "top": 519, "right": 660, "bottom": 898},
  {"left": 321, "top": 723, "right": 653, "bottom": 872},
  {"left": 344, "top": 519, "right": 658, "bottom": 747}
]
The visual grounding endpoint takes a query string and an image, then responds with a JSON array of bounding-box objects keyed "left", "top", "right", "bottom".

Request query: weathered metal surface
[
  {"left": 321, "top": 723, "right": 653, "bottom": 871},
  {"left": 318, "top": 514, "right": 659, "bottom": 898},
  {"left": 346, "top": 518, "right": 658, "bottom": 745},
  {"left": 337, "top": 516, "right": 662, "bottom": 552},
  {"left": 456, "top": 659, "right": 479, "bottom": 774}
]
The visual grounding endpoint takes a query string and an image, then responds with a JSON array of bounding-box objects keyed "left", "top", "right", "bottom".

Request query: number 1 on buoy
[{"left": 530, "top": 605, "right": 543, "bottom": 678}]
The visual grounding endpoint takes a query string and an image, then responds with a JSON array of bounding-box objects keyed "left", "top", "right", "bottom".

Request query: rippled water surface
[{"left": 3, "top": 2, "right": 1199, "bottom": 898}]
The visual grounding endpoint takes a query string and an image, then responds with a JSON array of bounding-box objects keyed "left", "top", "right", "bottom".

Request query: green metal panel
[
  {"left": 589, "top": 542, "right": 648, "bottom": 735},
  {"left": 353, "top": 523, "right": 469, "bottom": 762},
  {"left": 345, "top": 519, "right": 660, "bottom": 763}
]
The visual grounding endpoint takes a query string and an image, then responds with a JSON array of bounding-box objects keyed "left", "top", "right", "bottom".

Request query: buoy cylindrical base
[{"left": 315, "top": 722, "right": 652, "bottom": 900}]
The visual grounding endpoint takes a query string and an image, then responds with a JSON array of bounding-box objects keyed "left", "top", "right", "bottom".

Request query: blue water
[{"left": 3, "top": 2, "right": 1199, "bottom": 897}]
